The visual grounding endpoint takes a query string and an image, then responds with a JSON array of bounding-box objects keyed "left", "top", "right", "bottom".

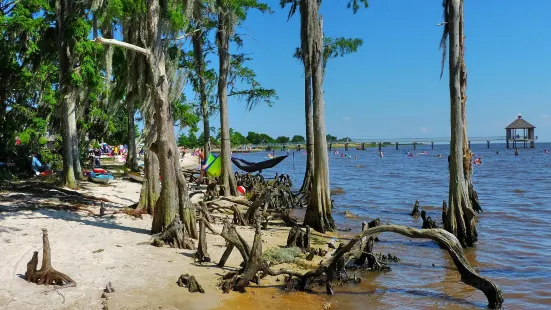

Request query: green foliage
[
  {"left": 294, "top": 36, "right": 364, "bottom": 72},
  {"left": 291, "top": 135, "right": 305, "bottom": 143},
  {"left": 246, "top": 131, "right": 274, "bottom": 144},
  {"left": 275, "top": 136, "right": 290, "bottom": 143},
  {"left": 326, "top": 134, "right": 337, "bottom": 142},
  {"left": 262, "top": 246, "right": 302, "bottom": 264},
  {"left": 347, "top": 0, "right": 369, "bottom": 13},
  {"left": 228, "top": 53, "right": 278, "bottom": 110},
  {"left": 178, "top": 132, "right": 202, "bottom": 148}
]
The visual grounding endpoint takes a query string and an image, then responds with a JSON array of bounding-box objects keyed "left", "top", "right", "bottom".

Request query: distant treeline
[{"left": 178, "top": 130, "right": 365, "bottom": 148}]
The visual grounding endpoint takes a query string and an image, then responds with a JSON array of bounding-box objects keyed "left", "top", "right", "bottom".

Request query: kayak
[
  {"left": 88, "top": 172, "right": 115, "bottom": 184},
  {"left": 127, "top": 172, "right": 144, "bottom": 183}
]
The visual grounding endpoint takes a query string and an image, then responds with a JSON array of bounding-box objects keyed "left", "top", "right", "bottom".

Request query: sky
[{"left": 181, "top": 0, "right": 551, "bottom": 142}]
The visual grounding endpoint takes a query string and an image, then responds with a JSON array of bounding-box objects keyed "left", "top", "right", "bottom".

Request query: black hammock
[{"left": 231, "top": 155, "right": 288, "bottom": 173}]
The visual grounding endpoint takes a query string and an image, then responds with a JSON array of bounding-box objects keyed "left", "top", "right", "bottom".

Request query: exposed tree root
[
  {"left": 286, "top": 225, "right": 310, "bottom": 250},
  {"left": 411, "top": 200, "right": 420, "bottom": 217},
  {"left": 194, "top": 219, "right": 211, "bottom": 263},
  {"left": 177, "top": 274, "right": 205, "bottom": 293},
  {"left": 151, "top": 215, "right": 195, "bottom": 249},
  {"left": 25, "top": 229, "right": 76, "bottom": 287},
  {"left": 421, "top": 210, "right": 439, "bottom": 229}
]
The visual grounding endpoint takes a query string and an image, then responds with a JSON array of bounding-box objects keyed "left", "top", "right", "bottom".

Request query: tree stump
[
  {"left": 411, "top": 200, "right": 420, "bottom": 217},
  {"left": 177, "top": 274, "right": 205, "bottom": 293},
  {"left": 25, "top": 229, "right": 76, "bottom": 287},
  {"left": 421, "top": 210, "right": 439, "bottom": 229},
  {"left": 217, "top": 220, "right": 251, "bottom": 268}
]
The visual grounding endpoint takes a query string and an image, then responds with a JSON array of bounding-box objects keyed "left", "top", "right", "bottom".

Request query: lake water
[{"left": 226, "top": 143, "right": 551, "bottom": 309}]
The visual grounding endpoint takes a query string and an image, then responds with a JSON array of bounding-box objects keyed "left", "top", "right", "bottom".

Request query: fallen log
[{"left": 25, "top": 229, "right": 76, "bottom": 287}]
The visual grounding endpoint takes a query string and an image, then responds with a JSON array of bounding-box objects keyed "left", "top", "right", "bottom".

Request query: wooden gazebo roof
[{"left": 505, "top": 117, "right": 535, "bottom": 129}]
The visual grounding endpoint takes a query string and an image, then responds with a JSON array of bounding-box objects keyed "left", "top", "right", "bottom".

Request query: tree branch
[{"left": 93, "top": 37, "right": 150, "bottom": 56}]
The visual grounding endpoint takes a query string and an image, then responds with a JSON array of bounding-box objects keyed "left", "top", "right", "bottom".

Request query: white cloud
[
  {"left": 540, "top": 113, "right": 550, "bottom": 119},
  {"left": 341, "top": 116, "right": 352, "bottom": 121},
  {"left": 420, "top": 127, "right": 428, "bottom": 133}
]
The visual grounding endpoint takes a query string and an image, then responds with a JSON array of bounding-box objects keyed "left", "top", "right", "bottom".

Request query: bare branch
[{"left": 93, "top": 37, "right": 150, "bottom": 56}]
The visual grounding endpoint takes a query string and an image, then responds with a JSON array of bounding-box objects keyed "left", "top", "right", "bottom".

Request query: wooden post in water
[
  {"left": 431, "top": 142, "right": 434, "bottom": 150},
  {"left": 395, "top": 142, "right": 399, "bottom": 150},
  {"left": 487, "top": 140, "right": 490, "bottom": 148},
  {"left": 345, "top": 143, "right": 349, "bottom": 151},
  {"left": 468, "top": 140, "right": 471, "bottom": 150},
  {"left": 361, "top": 143, "right": 365, "bottom": 150},
  {"left": 328, "top": 143, "right": 332, "bottom": 151},
  {"left": 378, "top": 142, "right": 382, "bottom": 151},
  {"left": 413, "top": 142, "right": 417, "bottom": 150}
]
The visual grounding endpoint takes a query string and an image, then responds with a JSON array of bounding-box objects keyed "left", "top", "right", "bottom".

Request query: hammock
[{"left": 231, "top": 155, "right": 288, "bottom": 173}]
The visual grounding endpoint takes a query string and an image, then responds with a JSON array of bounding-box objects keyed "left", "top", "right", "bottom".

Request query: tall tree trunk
[
  {"left": 304, "top": 8, "right": 335, "bottom": 232},
  {"left": 216, "top": 9, "right": 237, "bottom": 197},
  {"left": 445, "top": 0, "right": 477, "bottom": 248},
  {"left": 192, "top": 30, "right": 210, "bottom": 156},
  {"left": 71, "top": 115, "right": 83, "bottom": 180},
  {"left": 126, "top": 92, "right": 139, "bottom": 171},
  {"left": 56, "top": 0, "right": 77, "bottom": 188},
  {"left": 458, "top": 1, "right": 481, "bottom": 213},
  {"left": 137, "top": 147, "right": 159, "bottom": 214},
  {"left": 148, "top": 0, "right": 197, "bottom": 238},
  {"left": 300, "top": 75, "right": 313, "bottom": 193}
]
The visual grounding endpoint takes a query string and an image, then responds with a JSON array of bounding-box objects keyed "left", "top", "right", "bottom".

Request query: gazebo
[{"left": 505, "top": 113, "right": 536, "bottom": 148}]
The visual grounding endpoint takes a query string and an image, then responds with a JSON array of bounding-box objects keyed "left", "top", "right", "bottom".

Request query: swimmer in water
[
  {"left": 496, "top": 150, "right": 499, "bottom": 155},
  {"left": 514, "top": 149, "right": 519, "bottom": 156},
  {"left": 354, "top": 156, "right": 358, "bottom": 160}
]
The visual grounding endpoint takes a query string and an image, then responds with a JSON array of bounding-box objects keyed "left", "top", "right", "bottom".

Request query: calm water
[{"left": 227, "top": 143, "right": 551, "bottom": 309}]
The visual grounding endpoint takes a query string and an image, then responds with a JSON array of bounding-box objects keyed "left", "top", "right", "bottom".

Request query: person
[
  {"left": 30, "top": 153, "right": 50, "bottom": 175},
  {"left": 514, "top": 149, "right": 519, "bottom": 156},
  {"left": 379, "top": 150, "right": 384, "bottom": 157},
  {"left": 114, "top": 146, "right": 119, "bottom": 155},
  {"left": 496, "top": 150, "right": 499, "bottom": 155},
  {"left": 545, "top": 149, "right": 550, "bottom": 154},
  {"left": 197, "top": 150, "right": 206, "bottom": 184},
  {"left": 354, "top": 155, "right": 358, "bottom": 160}
]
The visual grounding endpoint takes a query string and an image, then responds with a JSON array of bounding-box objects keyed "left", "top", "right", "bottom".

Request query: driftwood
[
  {"left": 177, "top": 274, "right": 205, "bottom": 293},
  {"left": 25, "top": 229, "right": 76, "bottom": 287},
  {"left": 151, "top": 215, "right": 195, "bottom": 250},
  {"left": 198, "top": 202, "right": 214, "bottom": 223},
  {"left": 217, "top": 220, "right": 251, "bottom": 268},
  {"left": 421, "top": 210, "right": 439, "bottom": 229},
  {"left": 286, "top": 225, "right": 310, "bottom": 250},
  {"left": 411, "top": 200, "right": 420, "bottom": 217},
  {"left": 194, "top": 219, "right": 211, "bottom": 263},
  {"left": 284, "top": 225, "right": 503, "bottom": 309},
  {"left": 231, "top": 204, "right": 246, "bottom": 226}
]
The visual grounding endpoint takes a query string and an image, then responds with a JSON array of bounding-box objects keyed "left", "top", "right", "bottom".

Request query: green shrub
[{"left": 262, "top": 246, "right": 302, "bottom": 264}]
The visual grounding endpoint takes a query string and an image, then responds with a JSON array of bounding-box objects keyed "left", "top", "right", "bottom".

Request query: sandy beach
[{"left": 0, "top": 154, "right": 325, "bottom": 310}]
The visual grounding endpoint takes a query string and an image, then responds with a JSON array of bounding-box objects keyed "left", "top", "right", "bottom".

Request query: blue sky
[{"left": 181, "top": 0, "right": 551, "bottom": 141}]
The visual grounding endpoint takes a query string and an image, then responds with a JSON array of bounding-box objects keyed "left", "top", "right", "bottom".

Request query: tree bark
[
  {"left": 445, "top": 0, "right": 478, "bottom": 248},
  {"left": 192, "top": 30, "right": 211, "bottom": 157},
  {"left": 146, "top": 0, "right": 197, "bottom": 238},
  {"left": 304, "top": 8, "right": 334, "bottom": 232},
  {"left": 300, "top": 75, "right": 313, "bottom": 193},
  {"left": 137, "top": 148, "right": 159, "bottom": 214},
  {"left": 56, "top": 0, "right": 77, "bottom": 188},
  {"left": 216, "top": 8, "right": 237, "bottom": 197},
  {"left": 458, "top": 1, "right": 481, "bottom": 214}
]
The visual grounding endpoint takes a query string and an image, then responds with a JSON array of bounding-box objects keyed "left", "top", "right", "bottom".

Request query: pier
[{"left": 236, "top": 136, "right": 520, "bottom": 151}]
